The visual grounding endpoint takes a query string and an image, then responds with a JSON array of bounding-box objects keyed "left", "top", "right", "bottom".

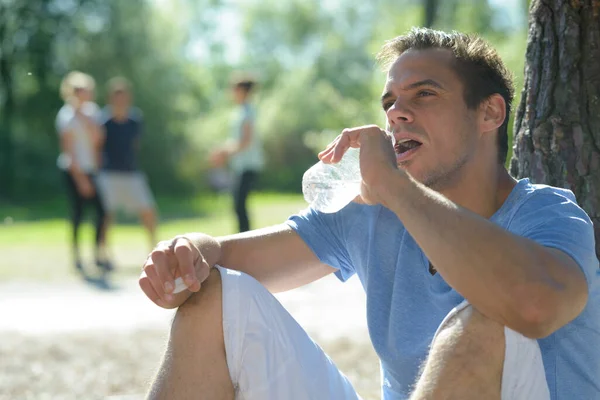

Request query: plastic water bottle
[{"left": 302, "top": 147, "right": 362, "bottom": 213}]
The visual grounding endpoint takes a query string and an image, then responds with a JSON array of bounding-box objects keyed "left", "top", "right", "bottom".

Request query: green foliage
[{"left": 1, "top": 0, "right": 529, "bottom": 201}]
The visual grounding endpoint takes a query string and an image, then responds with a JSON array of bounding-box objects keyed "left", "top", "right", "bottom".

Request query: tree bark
[
  {"left": 423, "top": 0, "right": 438, "bottom": 27},
  {"left": 0, "top": 5, "right": 15, "bottom": 200},
  {"left": 510, "top": 0, "right": 600, "bottom": 257}
]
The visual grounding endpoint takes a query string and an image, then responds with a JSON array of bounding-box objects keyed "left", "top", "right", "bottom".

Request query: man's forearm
[
  {"left": 381, "top": 171, "right": 570, "bottom": 336},
  {"left": 189, "top": 225, "right": 333, "bottom": 293}
]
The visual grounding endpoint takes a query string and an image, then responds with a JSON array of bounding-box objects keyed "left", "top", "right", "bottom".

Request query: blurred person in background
[
  {"left": 97, "top": 77, "right": 158, "bottom": 268},
  {"left": 55, "top": 71, "right": 108, "bottom": 274},
  {"left": 210, "top": 75, "right": 264, "bottom": 232}
]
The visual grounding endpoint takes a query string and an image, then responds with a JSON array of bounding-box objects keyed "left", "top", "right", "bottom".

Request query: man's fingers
[
  {"left": 328, "top": 128, "right": 363, "bottom": 163},
  {"left": 150, "top": 249, "right": 176, "bottom": 294},
  {"left": 331, "top": 131, "right": 353, "bottom": 163},
  {"left": 173, "top": 239, "right": 199, "bottom": 288},
  {"left": 139, "top": 274, "right": 163, "bottom": 306},
  {"left": 144, "top": 265, "right": 173, "bottom": 303},
  {"left": 318, "top": 135, "right": 341, "bottom": 161}
]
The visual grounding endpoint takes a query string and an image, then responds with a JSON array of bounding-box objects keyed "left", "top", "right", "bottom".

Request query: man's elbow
[
  {"left": 512, "top": 285, "right": 587, "bottom": 339},
  {"left": 513, "top": 303, "right": 560, "bottom": 339}
]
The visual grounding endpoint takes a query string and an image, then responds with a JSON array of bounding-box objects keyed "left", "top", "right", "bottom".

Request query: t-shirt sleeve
[
  {"left": 285, "top": 206, "right": 356, "bottom": 281},
  {"left": 511, "top": 188, "right": 599, "bottom": 289},
  {"left": 242, "top": 105, "right": 255, "bottom": 125},
  {"left": 130, "top": 107, "right": 144, "bottom": 137},
  {"left": 55, "top": 107, "right": 74, "bottom": 135},
  {"left": 82, "top": 102, "right": 101, "bottom": 124},
  {"left": 98, "top": 106, "right": 111, "bottom": 126}
]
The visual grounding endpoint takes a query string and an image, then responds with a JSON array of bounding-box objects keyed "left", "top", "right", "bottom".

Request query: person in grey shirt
[{"left": 210, "top": 75, "right": 264, "bottom": 232}]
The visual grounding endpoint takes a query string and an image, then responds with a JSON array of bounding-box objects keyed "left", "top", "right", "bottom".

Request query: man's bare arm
[
  {"left": 382, "top": 172, "right": 588, "bottom": 338},
  {"left": 216, "top": 224, "right": 334, "bottom": 292},
  {"left": 319, "top": 126, "right": 589, "bottom": 339},
  {"left": 140, "top": 224, "right": 335, "bottom": 308}
]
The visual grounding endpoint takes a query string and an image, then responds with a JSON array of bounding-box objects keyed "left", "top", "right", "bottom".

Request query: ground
[{"left": 0, "top": 193, "right": 380, "bottom": 399}]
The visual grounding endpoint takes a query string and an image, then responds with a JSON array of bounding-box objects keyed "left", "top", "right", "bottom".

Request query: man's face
[
  {"left": 232, "top": 86, "right": 246, "bottom": 104},
  {"left": 110, "top": 89, "right": 131, "bottom": 109},
  {"left": 74, "top": 87, "right": 94, "bottom": 103},
  {"left": 381, "top": 48, "right": 481, "bottom": 190}
]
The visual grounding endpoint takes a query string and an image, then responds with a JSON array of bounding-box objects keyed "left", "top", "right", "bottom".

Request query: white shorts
[
  {"left": 97, "top": 171, "right": 155, "bottom": 214},
  {"left": 217, "top": 267, "right": 550, "bottom": 400}
]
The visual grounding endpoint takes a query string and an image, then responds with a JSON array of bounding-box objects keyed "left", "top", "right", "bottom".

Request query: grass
[{"left": 0, "top": 192, "right": 308, "bottom": 281}]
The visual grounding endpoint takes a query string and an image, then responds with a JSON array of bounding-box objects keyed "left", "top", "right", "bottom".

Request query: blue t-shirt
[
  {"left": 286, "top": 178, "right": 600, "bottom": 400},
  {"left": 100, "top": 107, "right": 143, "bottom": 172}
]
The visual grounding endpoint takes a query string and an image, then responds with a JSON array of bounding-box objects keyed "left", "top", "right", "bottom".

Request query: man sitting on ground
[{"left": 139, "top": 28, "right": 600, "bottom": 400}]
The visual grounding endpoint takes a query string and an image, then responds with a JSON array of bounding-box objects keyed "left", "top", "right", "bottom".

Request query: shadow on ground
[{"left": 78, "top": 267, "right": 121, "bottom": 292}]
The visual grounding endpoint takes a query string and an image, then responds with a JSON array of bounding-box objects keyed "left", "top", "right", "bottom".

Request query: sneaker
[
  {"left": 75, "top": 260, "right": 84, "bottom": 273},
  {"left": 96, "top": 258, "right": 114, "bottom": 272}
]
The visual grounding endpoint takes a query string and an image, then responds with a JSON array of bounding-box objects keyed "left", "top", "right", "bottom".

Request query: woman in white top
[{"left": 56, "top": 71, "right": 109, "bottom": 273}]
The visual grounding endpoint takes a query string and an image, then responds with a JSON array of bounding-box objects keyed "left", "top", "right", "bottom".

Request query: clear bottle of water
[{"left": 302, "top": 147, "right": 362, "bottom": 213}]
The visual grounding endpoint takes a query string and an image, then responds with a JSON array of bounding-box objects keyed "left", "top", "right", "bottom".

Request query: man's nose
[{"left": 386, "top": 98, "right": 414, "bottom": 126}]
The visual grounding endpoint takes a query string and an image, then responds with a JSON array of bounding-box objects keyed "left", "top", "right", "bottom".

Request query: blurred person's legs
[
  {"left": 98, "top": 171, "right": 158, "bottom": 255},
  {"left": 63, "top": 171, "right": 85, "bottom": 271},
  {"left": 89, "top": 174, "right": 111, "bottom": 270},
  {"left": 152, "top": 268, "right": 549, "bottom": 400},
  {"left": 149, "top": 267, "right": 360, "bottom": 400},
  {"left": 233, "top": 171, "right": 257, "bottom": 233},
  {"left": 140, "top": 207, "right": 157, "bottom": 248}
]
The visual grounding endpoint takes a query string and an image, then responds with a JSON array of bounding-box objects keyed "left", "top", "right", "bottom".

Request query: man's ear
[{"left": 479, "top": 94, "right": 506, "bottom": 134}]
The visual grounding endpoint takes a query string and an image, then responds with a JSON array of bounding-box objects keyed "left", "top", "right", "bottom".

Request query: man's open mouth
[{"left": 395, "top": 138, "right": 423, "bottom": 155}]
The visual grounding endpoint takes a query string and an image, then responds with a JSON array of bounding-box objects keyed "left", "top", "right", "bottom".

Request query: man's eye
[
  {"left": 417, "top": 90, "right": 434, "bottom": 97},
  {"left": 382, "top": 101, "right": 394, "bottom": 110}
]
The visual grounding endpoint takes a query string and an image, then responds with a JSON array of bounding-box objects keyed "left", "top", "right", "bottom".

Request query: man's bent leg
[
  {"left": 218, "top": 267, "right": 360, "bottom": 400},
  {"left": 148, "top": 267, "right": 361, "bottom": 400},
  {"left": 410, "top": 302, "right": 550, "bottom": 400},
  {"left": 148, "top": 269, "right": 234, "bottom": 400}
]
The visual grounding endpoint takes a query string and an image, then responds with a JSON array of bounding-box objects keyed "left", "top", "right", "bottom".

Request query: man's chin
[
  {"left": 396, "top": 162, "right": 423, "bottom": 183},
  {"left": 398, "top": 167, "right": 436, "bottom": 189}
]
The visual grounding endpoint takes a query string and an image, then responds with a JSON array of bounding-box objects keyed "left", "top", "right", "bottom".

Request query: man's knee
[
  {"left": 169, "top": 268, "right": 225, "bottom": 352},
  {"left": 176, "top": 268, "right": 223, "bottom": 326},
  {"left": 150, "top": 269, "right": 235, "bottom": 398},
  {"left": 410, "top": 304, "right": 505, "bottom": 400},
  {"left": 429, "top": 303, "right": 505, "bottom": 388},
  {"left": 434, "top": 303, "right": 505, "bottom": 352},
  {"left": 174, "top": 267, "right": 266, "bottom": 334}
]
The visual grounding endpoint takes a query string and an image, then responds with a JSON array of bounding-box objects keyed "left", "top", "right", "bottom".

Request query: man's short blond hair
[
  {"left": 59, "top": 71, "right": 95, "bottom": 102},
  {"left": 107, "top": 76, "right": 132, "bottom": 95}
]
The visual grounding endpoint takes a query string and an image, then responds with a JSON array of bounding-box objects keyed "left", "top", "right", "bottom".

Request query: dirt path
[
  {"left": 1, "top": 273, "right": 369, "bottom": 340},
  {"left": 1, "top": 274, "right": 380, "bottom": 399}
]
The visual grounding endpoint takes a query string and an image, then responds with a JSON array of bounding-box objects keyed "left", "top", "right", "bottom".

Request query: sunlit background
[{"left": 0, "top": 1, "right": 530, "bottom": 399}]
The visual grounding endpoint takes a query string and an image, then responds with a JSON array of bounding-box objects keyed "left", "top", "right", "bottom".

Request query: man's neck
[
  {"left": 112, "top": 107, "right": 129, "bottom": 122},
  {"left": 438, "top": 163, "right": 517, "bottom": 219}
]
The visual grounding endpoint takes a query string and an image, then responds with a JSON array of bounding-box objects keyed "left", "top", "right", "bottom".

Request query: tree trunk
[
  {"left": 510, "top": 0, "right": 600, "bottom": 257},
  {"left": 423, "top": 0, "right": 438, "bottom": 27},
  {"left": 0, "top": 8, "right": 15, "bottom": 200}
]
